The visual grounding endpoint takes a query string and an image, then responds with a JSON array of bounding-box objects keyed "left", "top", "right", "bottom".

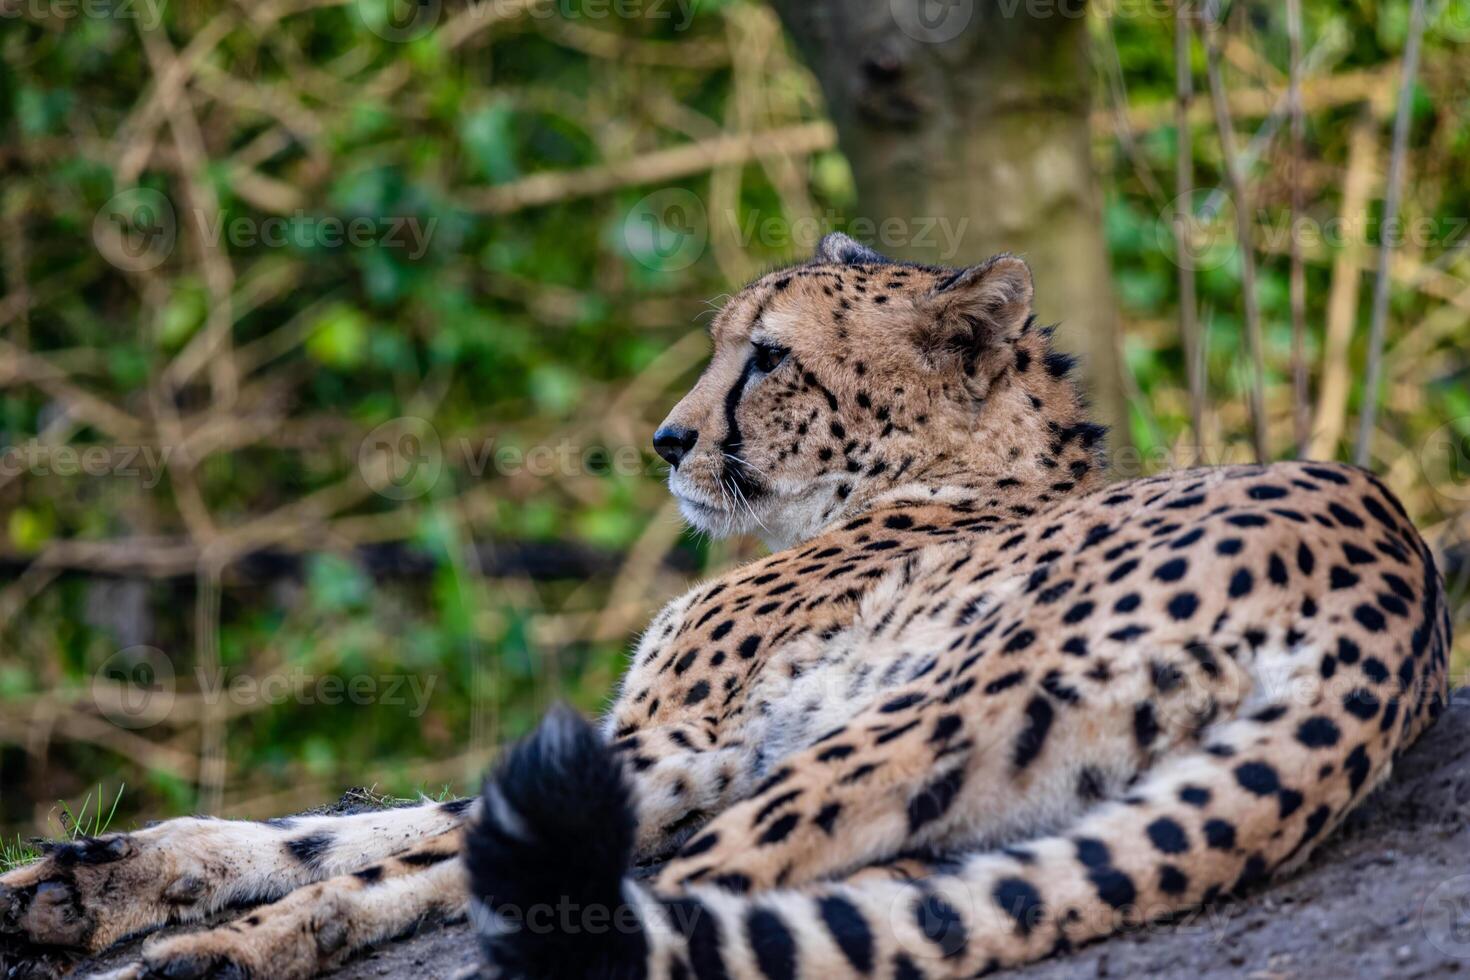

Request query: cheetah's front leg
[
  {"left": 110, "top": 829, "right": 468, "bottom": 980},
  {"left": 0, "top": 801, "right": 468, "bottom": 953},
  {"left": 610, "top": 721, "right": 749, "bottom": 861}
]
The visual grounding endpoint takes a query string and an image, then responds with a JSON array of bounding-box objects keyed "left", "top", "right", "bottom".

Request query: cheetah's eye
[{"left": 753, "top": 341, "right": 789, "bottom": 373}]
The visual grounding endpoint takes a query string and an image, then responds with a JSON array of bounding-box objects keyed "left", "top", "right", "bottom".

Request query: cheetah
[{"left": 0, "top": 233, "right": 1450, "bottom": 980}]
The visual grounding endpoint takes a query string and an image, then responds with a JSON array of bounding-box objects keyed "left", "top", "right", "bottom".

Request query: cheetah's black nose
[{"left": 653, "top": 426, "right": 698, "bottom": 469}]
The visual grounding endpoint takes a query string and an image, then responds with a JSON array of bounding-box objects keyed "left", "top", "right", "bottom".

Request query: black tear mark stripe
[{"left": 719, "top": 352, "right": 763, "bottom": 500}]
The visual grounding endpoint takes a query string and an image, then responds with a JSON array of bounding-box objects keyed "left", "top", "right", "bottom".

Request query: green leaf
[
  {"left": 306, "top": 304, "right": 370, "bottom": 369},
  {"left": 460, "top": 101, "right": 520, "bottom": 184},
  {"left": 157, "top": 281, "right": 208, "bottom": 349}
]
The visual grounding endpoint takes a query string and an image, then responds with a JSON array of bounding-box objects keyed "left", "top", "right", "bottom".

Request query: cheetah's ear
[
  {"left": 914, "top": 254, "right": 1033, "bottom": 379},
  {"left": 813, "top": 232, "right": 890, "bottom": 266}
]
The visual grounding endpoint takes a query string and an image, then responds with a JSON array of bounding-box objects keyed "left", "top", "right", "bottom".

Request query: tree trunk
[{"left": 771, "top": 0, "right": 1129, "bottom": 444}]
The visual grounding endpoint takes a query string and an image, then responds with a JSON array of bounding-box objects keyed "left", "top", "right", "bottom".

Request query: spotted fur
[{"left": 1, "top": 235, "right": 1450, "bottom": 980}]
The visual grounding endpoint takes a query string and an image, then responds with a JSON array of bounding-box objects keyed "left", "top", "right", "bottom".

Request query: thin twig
[
  {"left": 1104, "top": 15, "right": 1166, "bottom": 208},
  {"left": 1355, "top": 0, "right": 1428, "bottom": 468},
  {"left": 1174, "top": 0, "right": 1206, "bottom": 463},
  {"left": 1309, "top": 109, "right": 1380, "bottom": 459},
  {"left": 1203, "top": 0, "right": 1269, "bottom": 463},
  {"left": 1287, "top": 0, "right": 1310, "bottom": 457},
  {"left": 196, "top": 565, "right": 226, "bottom": 815}
]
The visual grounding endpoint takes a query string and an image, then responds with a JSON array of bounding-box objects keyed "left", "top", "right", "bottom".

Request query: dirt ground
[{"left": 12, "top": 691, "right": 1470, "bottom": 979}]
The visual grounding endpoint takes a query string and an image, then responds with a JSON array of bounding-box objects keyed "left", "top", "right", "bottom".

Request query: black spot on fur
[
  {"left": 759, "top": 813, "right": 800, "bottom": 846},
  {"left": 1089, "top": 865, "right": 1137, "bottom": 909},
  {"left": 1179, "top": 785, "right": 1211, "bottom": 807},
  {"left": 914, "top": 891, "right": 968, "bottom": 958},
  {"left": 1203, "top": 819, "right": 1236, "bottom": 850},
  {"left": 1234, "top": 762, "right": 1281, "bottom": 796},
  {"left": 993, "top": 877, "right": 1045, "bottom": 938},
  {"left": 1296, "top": 717, "right": 1341, "bottom": 748},
  {"left": 1159, "top": 864, "right": 1189, "bottom": 895},
  {"left": 400, "top": 848, "right": 454, "bottom": 868},
  {"left": 1345, "top": 744, "right": 1373, "bottom": 793},
  {"left": 285, "top": 833, "right": 333, "bottom": 870},
  {"left": 814, "top": 803, "right": 842, "bottom": 835},
  {"left": 908, "top": 767, "right": 967, "bottom": 832},
  {"left": 1146, "top": 817, "right": 1189, "bottom": 855},
  {"left": 1133, "top": 703, "right": 1160, "bottom": 751},
  {"left": 1012, "top": 696, "right": 1054, "bottom": 769}
]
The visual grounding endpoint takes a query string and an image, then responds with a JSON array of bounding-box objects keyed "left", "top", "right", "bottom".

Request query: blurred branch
[
  {"left": 1102, "top": 16, "right": 1165, "bottom": 207},
  {"left": 1308, "top": 110, "right": 1379, "bottom": 460},
  {"left": 0, "top": 338, "right": 147, "bottom": 441},
  {"left": 138, "top": 24, "right": 240, "bottom": 407},
  {"left": 459, "top": 122, "right": 836, "bottom": 213},
  {"left": 0, "top": 709, "right": 199, "bottom": 781},
  {"left": 1174, "top": 0, "right": 1205, "bottom": 463},
  {"left": 536, "top": 16, "right": 728, "bottom": 67},
  {"left": 1355, "top": 0, "right": 1428, "bottom": 468},
  {"left": 1287, "top": 0, "right": 1309, "bottom": 457},
  {"left": 1203, "top": 0, "right": 1269, "bottom": 462},
  {"left": 1101, "top": 65, "right": 1394, "bottom": 135}
]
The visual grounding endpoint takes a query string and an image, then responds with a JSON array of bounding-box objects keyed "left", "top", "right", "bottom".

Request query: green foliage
[{"left": 0, "top": 0, "right": 1465, "bottom": 835}]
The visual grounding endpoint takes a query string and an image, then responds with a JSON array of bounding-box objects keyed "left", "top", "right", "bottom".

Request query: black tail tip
[{"left": 465, "top": 704, "right": 647, "bottom": 980}]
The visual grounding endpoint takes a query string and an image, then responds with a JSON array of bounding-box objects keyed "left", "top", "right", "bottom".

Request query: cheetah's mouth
[{"left": 673, "top": 492, "right": 729, "bottom": 520}]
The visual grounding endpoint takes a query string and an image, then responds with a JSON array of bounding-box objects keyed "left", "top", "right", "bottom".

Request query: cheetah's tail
[{"left": 464, "top": 703, "right": 648, "bottom": 979}]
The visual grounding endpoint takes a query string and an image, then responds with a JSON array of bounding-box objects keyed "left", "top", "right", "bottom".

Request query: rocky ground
[{"left": 10, "top": 692, "right": 1470, "bottom": 979}]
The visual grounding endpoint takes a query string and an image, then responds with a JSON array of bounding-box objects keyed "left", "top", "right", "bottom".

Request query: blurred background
[{"left": 1, "top": 0, "right": 1468, "bottom": 845}]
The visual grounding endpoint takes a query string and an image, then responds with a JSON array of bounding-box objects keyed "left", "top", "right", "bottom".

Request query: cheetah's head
[{"left": 655, "top": 233, "right": 1094, "bottom": 549}]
